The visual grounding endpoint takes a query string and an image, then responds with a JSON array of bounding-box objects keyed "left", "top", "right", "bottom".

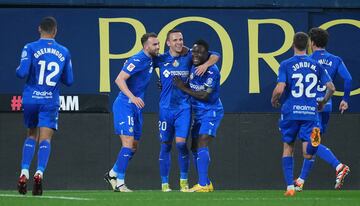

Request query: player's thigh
[
  {"left": 159, "top": 108, "right": 175, "bottom": 142},
  {"left": 38, "top": 104, "right": 59, "bottom": 131},
  {"left": 198, "top": 109, "right": 224, "bottom": 138},
  {"left": 279, "top": 119, "right": 300, "bottom": 143},
  {"left": 298, "top": 121, "right": 318, "bottom": 142},
  {"left": 23, "top": 104, "right": 40, "bottom": 128},
  {"left": 113, "top": 97, "right": 135, "bottom": 137},
  {"left": 174, "top": 108, "right": 191, "bottom": 139}
]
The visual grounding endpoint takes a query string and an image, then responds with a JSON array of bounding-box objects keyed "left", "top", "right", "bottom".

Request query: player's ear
[
  {"left": 38, "top": 26, "right": 42, "bottom": 34},
  {"left": 166, "top": 40, "right": 171, "bottom": 47}
]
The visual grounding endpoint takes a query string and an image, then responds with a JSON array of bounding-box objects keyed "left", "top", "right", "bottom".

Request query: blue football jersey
[
  {"left": 310, "top": 50, "right": 352, "bottom": 112},
  {"left": 277, "top": 55, "right": 332, "bottom": 121},
  {"left": 16, "top": 38, "right": 73, "bottom": 106},
  {"left": 118, "top": 50, "right": 154, "bottom": 100},
  {"left": 154, "top": 50, "right": 192, "bottom": 110},
  {"left": 189, "top": 64, "right": 223, "bottom": 112}
]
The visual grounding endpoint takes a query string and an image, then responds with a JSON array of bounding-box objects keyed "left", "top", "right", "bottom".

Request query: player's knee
[
  {"left": 176, "top": 142, "right": 188, "bottom": 154},
  {"left": 160, "top": 142, "right": 172, "bottom": 153},
  {"left": 198, "top": 135, "right": 211, "bottom": 148}
]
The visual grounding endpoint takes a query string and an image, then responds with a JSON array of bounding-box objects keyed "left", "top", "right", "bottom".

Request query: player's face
[
  {"left": 145, "top": 37, "right": 160, "bottom": 57},
  {"left": 167, "top": 32, "right": 184, "bottom": 54},
  {"left": 192, "top": 44, "right": 208, "bottom": 66}
]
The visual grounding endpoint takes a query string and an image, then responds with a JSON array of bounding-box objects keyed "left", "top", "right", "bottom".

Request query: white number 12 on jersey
[{"left": 38, "top": 60, "right": 60, "bottom": 86}]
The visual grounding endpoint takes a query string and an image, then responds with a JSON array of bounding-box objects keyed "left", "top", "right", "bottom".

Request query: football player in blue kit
[
  {"left": 271, "top": 32, "right": 335, "bottom": 196},
  {"left": 173, "top": 40, "right": 223, "bottom": 192},
  {"left": 104, "top": 33, "right": 160, "bottom": 192},
  {"left": 154, "top": 29, "right": 220, "bottom": 192},
  {"left": 295, "top": 28, "right": 351, "bottom": 191},
  {"left": 16, "top": 16, "right": 74, "bottom": 196}
]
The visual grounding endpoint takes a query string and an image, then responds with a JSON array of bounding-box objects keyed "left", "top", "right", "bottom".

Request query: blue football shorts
[
  {"left": 23, "top": 104, "right": 59, "bottom": 130},
  {"left": 279, "top": 119, "right": 317, "bottom": 143},
  {"left": 113, "top": 96, "right": 142, "bottom": 140},
  {"left": 191, "top": 108, "right": 224, "bottom": 138},
  {"left": 158, "top": 107, "right": 191, "bottom": 142}
]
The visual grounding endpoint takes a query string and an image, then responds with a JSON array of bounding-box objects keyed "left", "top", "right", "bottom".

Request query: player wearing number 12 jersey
[
  {"left": 16, "top": 16, "right": 73, "bottom": 196},
  {"left": 271, "top": 32, "right": 335, "bottom": 196}
]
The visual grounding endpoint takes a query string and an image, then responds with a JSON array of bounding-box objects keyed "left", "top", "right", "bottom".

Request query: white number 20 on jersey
[
  {"left": 291, "top": 73, "right": 318, "bottom": 98},
  {"left": 38, "top": 60, "right": 60, "bottom": 86}
]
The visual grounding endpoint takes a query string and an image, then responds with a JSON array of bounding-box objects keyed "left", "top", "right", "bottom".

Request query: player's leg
[
  {"left": 189, "top": 109, "right": 223, "bottom": 193},
  {"left": 174, "top": 108, "right": 191, "bottom": 192},
  {"left": 279, "top": 120, "right": 298, "bottom": 196},
  {"left": 32, "top": 104, "right": 58, "bottom": 196},
  {"left": 158, "top": 109, "right": 174, "bottom": 192},
  {"left": 314, "top": 112, "right": 350, "bottom": 189},
  {"left": 296, "top": 120, "right": 321, "bottom": 191},
  {"left": 106, "top": 98, "right": 134, "bottom": 192},
  {"left": 18, "top": 104, "right": 39, "bottom": 195}
]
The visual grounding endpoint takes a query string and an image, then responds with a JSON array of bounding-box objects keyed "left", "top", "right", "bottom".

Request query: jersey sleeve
[
  {"left": 16, "top": 44, "right": 32, "bottom": 79},
  {"left": 277, "top": 62, "right": 287, "bottom": 83},
  {"left": 204, "top": 67, "right": 219, "bottom": 91},
  {"left": 337, "top": 58, "right": 352, "bottom": 102},
  {"left": 319, "top": 64, "right": 332, "bottom": 85},
  {"left": 122, "top": 58, "right": 144, "bottom": 76},
  {"left": 208, "top": 50, "right": 221, "bottom": 58},
  {"left": 61, "top": 51, "right": 74, "bottom": 86}
]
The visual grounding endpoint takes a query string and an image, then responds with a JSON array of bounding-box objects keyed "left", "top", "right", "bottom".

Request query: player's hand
[
  {"left": 271, "top": 99, "right": 281, "bottom": 108},
  {"left": 317, "top": 101, "right": 325, "bottom": 112},
  {"left": 172, "top": 76, "right": 186, "bottom": 89},
  {"left": 130, "top": 96, "right": 145, "bottom": 109},
  {"left": 156, "top": 79, "right": 162, "bottom": 90},
  {"left": 195, "top": 64, "right": 208, "bottom": 76},
  {"left": 339, "top": 100, "right": 349, "bottom": 114}
]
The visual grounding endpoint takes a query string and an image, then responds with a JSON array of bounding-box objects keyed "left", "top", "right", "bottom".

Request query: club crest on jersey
[
  {"left": 129, "top": 127, "right": 133, "bottom": 133},
  {"left": 163, "top": 70, "right": 170, "bottom": 78},
  {"left": 127, "top": 63, "right": 135, "bottom": 72},
  {"left": 190, "top": 73, "right": 194, "bottom": 80},
  {"left": 172, "top": 60, "right": 179, "bottom": 67},
  {"left": 206, "top": 78, "right": 213, "bottom": 86},
  {"left": 21, "top": 50, "right": 27, "bottom": 58}
]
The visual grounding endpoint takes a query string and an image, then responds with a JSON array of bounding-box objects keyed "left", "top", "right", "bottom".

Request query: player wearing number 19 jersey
[
  {"left": 16, "top": 16, "right": 73, "bottom": 196},
  {"left": 271, "top": 32, "right": 335, "bottom": 196}
]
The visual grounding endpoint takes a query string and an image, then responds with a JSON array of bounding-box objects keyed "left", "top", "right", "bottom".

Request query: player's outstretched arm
[
  {"left": 173, "top": 76, "right": 209, "bottom": 101},
  {"left": 115, "top": 71, "right": 144, "bottom": 108},
  {"left": 271, "top": 83, "right": 285, "bottom": 108},
  {"left": 337, "top": 61, "right": 352, "bottom": 113}
]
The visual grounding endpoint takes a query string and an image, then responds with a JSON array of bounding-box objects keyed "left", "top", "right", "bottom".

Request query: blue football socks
[
  {"left": 159, "top": 143, "right": 172, "bottom": 184},
  {"left": 197, "top": 147, "right": 210, "bottom": 187},
  {"left": 282, "top": 156, "right": 294, "bottom": 186},
  {"left": 36, "top": 140, "right": 51, "bottom": 173},
  {"left": 21, "top": 137, "right": 36, "bottom": 170},
  {"left": 176, "top": 142, "right": 189, "bottom": 180},
  {"left": 317, "top": 144, "right": 340, "bottom": 169},
  {"left": 113, "top": 147, "right": 132, "bottom": 181},
  {"left": 299, "top": 156, "right": 316, "bottom": 180}
]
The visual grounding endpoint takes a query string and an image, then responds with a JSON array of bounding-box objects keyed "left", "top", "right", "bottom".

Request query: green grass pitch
[{"left": 1, "top": 190, "right": 359, "bottom": 206}]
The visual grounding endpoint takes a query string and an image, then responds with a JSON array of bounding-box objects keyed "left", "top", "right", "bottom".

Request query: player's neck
[
  {"left": 169, "top": 49, "right": 180, "bottom": 57},
  {"left": 40, "top": 34, "right": 55, "bottom": 39},
  {"left": 312, "top": 46, "right": 325, "bottom": 52},
  {"left": 294, "top": 48, "right": 306, "bottom": 56}
]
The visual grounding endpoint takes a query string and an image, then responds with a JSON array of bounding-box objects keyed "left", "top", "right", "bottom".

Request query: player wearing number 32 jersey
[
  {"left": 271, "top": 32, "right": 335, "bottom": 196},
  {"left": 16, "top": 16, "right": 73, "bottom": 196}
]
